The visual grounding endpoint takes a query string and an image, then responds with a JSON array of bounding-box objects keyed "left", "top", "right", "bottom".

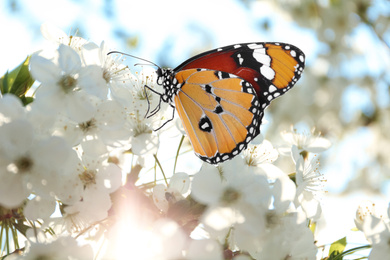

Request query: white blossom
[
  {"left": 355, "top": 200, "right": 385, "bottom": 231},
  {"left": 191, "top": 159, "right": 272, "bottom": 239},
  {"left": 52, "top": 99, "right": 131, "bottom": 147},
  {"left": 0, "top": 120, "right": 75, "bottom": 208},
  {"left": 247, "top": 212, "right": 317, "bottom": 260},
  {"left": 280, "top": 128, "right": 331, "bottom": 162},
  {"left": 362, "top": 213, "right": 390, "bottom": 260},
  {"left": 0, "top": 94, "right": 26, "bottom": 125},
  {"left": 295, "top": 156, "right": 325, "bottom": 220},
  {"left": 24, "top": 196, "right": 56, "bottom": 221},
  {"left": 29, "top": 44, "right": 104, "bottom": 123},
  {"left": 16, "top": 236, "right": 93, "bottom": 260},
  {"left": 243, "top": 136, "right": 278, "bottom": 166},
  {"left": 153, "top": 172, "right": 190, "bottom": 212},
  {"left": 58, "top": 155, "right": 121, "bottom": 232},
  {"left": 40, "top": 22, "right": 88, "bottom": 51},
  {"left": 81, "top": 41, "right": 131, "bottom": 90}
]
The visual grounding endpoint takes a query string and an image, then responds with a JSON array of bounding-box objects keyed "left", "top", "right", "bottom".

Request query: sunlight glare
[{"left": 110, "top": 215, "right": 160, "bottom": 260}]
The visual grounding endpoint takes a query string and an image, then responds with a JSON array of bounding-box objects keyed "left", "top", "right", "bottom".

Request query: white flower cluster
[
  {"left": 0, "top": 23, "right": 171, "bottom": 258},
  {"left": 2, "top": 23, "right": 369, "bottom": 260},
  {"left": 148, "top": 132, "right": 330, "bottom": 259},
  {"left": 355, "top": 201, "right": 390, "bottom": 259}
]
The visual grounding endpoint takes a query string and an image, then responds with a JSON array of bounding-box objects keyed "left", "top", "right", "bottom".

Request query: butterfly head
[{"left": 156, "top": 68, "right": 180, "bottom": 103}]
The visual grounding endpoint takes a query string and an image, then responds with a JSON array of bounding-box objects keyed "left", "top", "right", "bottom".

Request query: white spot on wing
[
  {"left": 237, "top": 54, "right": 243, "bottom": 65},
  {"left": 201, "top": 122, "right": 209, "bottom": 129},
  {"left": 269, "top": 85, "right": 277, "bottom": 93},
  {"left": 260, "top": 66, "right": 275, "bottom": 80},
  {"left": 247, "top": 43, "right": 264, "bottom": 49},
  {"left": 252, "top": 50, "right": 271, "bottom": 66},
  {"left": 290, "top": 50, "right": 296, "bottom": 57}
]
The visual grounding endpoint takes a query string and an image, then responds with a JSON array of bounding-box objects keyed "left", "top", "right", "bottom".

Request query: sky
[{"left": 0, "top": 0, "right": 318, "bottom": 75}]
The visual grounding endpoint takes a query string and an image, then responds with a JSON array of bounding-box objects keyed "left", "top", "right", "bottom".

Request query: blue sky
[{"left": 0, "top": 0, "right": 319, "bottom": 74}]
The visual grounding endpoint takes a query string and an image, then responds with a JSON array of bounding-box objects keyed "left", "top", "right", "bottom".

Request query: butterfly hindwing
[{"left": 173, "top": 69, "right": 262, "bottom": 164}]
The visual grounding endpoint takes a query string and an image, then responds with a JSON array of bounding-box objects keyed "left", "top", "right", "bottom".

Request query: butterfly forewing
[
  {"left": 175, "top": 42, "right": 305, "bottom": 105},
  {"left": 173, "top": 69, "right": 262, "bottom": 164}
]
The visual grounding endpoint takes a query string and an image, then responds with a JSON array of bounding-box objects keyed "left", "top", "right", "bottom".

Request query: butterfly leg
[
  {"left": 153, "top": 103, "right": 175, "bottom": 131},
  {"left": 147, "top": 100, "right": 162, "bottom": 118},
  {"left": 143, "top": 85, "right": 163, "bottom": 118}
]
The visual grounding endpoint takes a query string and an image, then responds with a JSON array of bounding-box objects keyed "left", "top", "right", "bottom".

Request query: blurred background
[{"left": 1, "top": 0, "right": 389, "bottom": 255}]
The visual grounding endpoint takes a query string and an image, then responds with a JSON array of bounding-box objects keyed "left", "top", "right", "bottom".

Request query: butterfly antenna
[
  {"left": 107, "top": 51, "right": 160, "bottom": 69},
  {"left": 134, "top": 62, "right": 157, "bottom": 67}
]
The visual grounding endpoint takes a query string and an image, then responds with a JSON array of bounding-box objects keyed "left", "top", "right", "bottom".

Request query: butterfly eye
[{"left": 156, "top": 67, "right": 163, "bottom": 78}]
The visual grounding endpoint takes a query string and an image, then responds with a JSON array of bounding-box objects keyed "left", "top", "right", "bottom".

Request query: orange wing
[
  {"left": 175, "top": 42, "right": 305, "bottom": 106},
  {"left": 173, "top": 69, "right": 262, "bottom": 164}
]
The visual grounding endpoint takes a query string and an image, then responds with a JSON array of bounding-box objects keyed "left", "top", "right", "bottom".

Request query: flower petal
[
  {"left": 0, "top": 94, "right": 25, "bottom": 123},
  {"left": 78, "top": 65, "right": 108, "bottom": 98},
  {"left": 273, "top": 176, "right": 296, "bottom": 214},
  {"left": 0, "top": 174, "right": 29, "bottom": 208},
  {"left": 191, "top": 163, "right": 222, "bottom": 205},
  {"left": 58, "top": 44, "right": 82, "bottom": 74},
  {"left": 29, "top": 54, "right": 61, "bottom": 85},
  {"left": 24, "top": 196, "right": 56, "bottom": 220},
  {"left": 306, "top": 136, "right": 332, "bottom": 152},
  {"left": 169, "top": 172, "right": 190, "bottom": 194},
  {"left": 153, "top": 184, "right": 169, "bottom": 212},
  {"left": 65, "top": 93, "right": 96, "bottom": 123},
  {"left": 41, "top": 23, "right": 68, "bottom": 44},
  {"left": 0, "top": 120, "right": 34, "bottom": 157}
]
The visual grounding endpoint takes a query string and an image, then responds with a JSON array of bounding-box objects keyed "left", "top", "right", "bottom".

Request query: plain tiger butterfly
[{"left": 116, "top": 42, "right": 305, "bottom": 164}]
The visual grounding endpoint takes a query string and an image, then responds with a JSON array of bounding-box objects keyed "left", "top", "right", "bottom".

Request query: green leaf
[
  {"left": 328, "top": 236, "right": 347, "bottom": 259},
  {"left": 0, "top": 71, "right": 10, "bottom": 94},
  {"left": 0, "top": 56, "right": 35, "bottom": 98}
]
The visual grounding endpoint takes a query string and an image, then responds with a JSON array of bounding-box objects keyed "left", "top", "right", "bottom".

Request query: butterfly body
[{"left": 153, "top": 42, "right": 305, "bottom": 164}]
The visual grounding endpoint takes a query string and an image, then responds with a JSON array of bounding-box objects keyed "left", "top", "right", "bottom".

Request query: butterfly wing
[
  {"left": 173, "top": 69, "right": 262, "bottom": 164},
  {"left": 174, "top": 42, "right": 305, "bottom": 105}
]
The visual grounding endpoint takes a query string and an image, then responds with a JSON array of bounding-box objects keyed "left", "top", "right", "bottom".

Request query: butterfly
[{"left": 127, "top": 42, "right": 305, "bottom": 164}]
